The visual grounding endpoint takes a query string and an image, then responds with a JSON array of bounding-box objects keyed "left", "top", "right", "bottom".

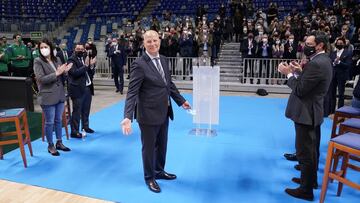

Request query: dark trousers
[
  {"left": 81, "top": 86, "right": 92, "bottom": 129},
  {"left": 295, "top": 123, "right": 320, "bottom": 193},
  {"left": 139, "top": 119, "right": 169, "bottom": 181},
  {"left": 71, "top": 86, "right": 92, "bottom": 133},
  {"left": 112, "top": 64, "right": 124, "bottom": 91},
  {"left": 330, "top": 76, "right": 346, "bottom": 111}
]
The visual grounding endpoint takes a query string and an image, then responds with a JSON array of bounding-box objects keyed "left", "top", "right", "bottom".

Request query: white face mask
[
  {"left": 112, "top": 42, "right": 117, "bottom": 46},
  {"left": 40, "top": 48, "right": 50, "bottom": 57},
  {"left": 262, "top": 38, "right": 268, "bottom": 43},
  {"left": 289, "top": 39, "right": 294, "bottom": 43}
]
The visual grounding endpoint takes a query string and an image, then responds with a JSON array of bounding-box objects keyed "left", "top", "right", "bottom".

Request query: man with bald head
[
  {"left": 278, "top": 33, "right": 332, "bottom": 201},
  {"left": 121, "top": 30, "right": 191, "bottom": 193}
]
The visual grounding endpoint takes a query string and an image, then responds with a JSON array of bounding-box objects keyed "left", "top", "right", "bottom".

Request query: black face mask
[
  {"left": 304, "top": 44, "right": 316, "bottom": 57},
  {"left": 75, "top": 51, "right": 84, "bottom": 58},
  {"left": 335, "top": 44, "right": 344, "bottom": 50}
]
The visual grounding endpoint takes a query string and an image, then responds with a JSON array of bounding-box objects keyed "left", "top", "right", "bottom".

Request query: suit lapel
[
  {"left": 160, "top": 56, "right": 170, "bottom": 84},
  {"left": 143, "top": 54, "right": 167, "bottom": 85}
]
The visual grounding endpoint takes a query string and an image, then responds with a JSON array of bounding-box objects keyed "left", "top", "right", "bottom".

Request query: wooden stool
[
  {"left": 0, "top": 108, "right": 33, "bottom": 168},
  {"left": 41, "top": 100, "right": 70, "bottom": 142},
  {"left": 320, "top": 132, "right": 360, "bottom": 203},
  {"left": 331, "top": 106, "right": 360, "bottom": 138}
]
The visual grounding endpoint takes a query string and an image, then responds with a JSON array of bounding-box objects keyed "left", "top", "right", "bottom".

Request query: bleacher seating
[
  {"left": 0, "top": 0, "right": 78, "bottom": 32},
  {"left": 80, "top": 0, "right": 147, "bottom": 20},
  {"left": 152, "top": 0, "right": 230, "bottom": 19}
]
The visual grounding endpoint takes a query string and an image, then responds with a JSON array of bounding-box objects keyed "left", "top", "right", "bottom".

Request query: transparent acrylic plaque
[{"left": 189, "top": 65, "right": 219, "bottom": 137}]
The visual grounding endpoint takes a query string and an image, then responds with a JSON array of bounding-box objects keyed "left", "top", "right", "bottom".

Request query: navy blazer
[
  {"left": 56, "top": 49, "right": 69, "bottom": 64},
  {"left": 67, "top": 55, "right": 89, "bottom": 98},
  {"left": 124, "top": 53, "right": 186, "bottom": 125},
  {"left": 285, "top": 53, "right": 333, "bottom": 126},
  {"left": 329, "top": 48, "right": 352, "bottom": 80},
  {"left": 109, "top": 44, "right": 127, "bottom": 67}
]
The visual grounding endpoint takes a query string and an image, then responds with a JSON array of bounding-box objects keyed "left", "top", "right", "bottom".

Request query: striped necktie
[{"left": 153, "top": 57, "right": 166, "bottom": 84}]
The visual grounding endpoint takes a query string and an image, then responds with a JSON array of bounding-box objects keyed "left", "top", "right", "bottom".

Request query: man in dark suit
[
  {"left": 283, "top": 34, "right": 298, "bottom": 59},
  {"left": 67, "top": 43, "right": 96, "bottom": 138},
  {"left": 324, "top": 37, "right": 353, "bottom": 115},
  {"left": 109, "top": 38, "right": 127, "bottom": 94},
  {"left": 278, "top": 33, "right": 332, "bottom": 201},
  {"left": 121, "top": 30, "right": 191, "bottom": 193},
  {"left": 56, "top": 43, "right": 69, "bottom": 64},
  {"left": 240, "top": 32, "right": 257, "bottom": 83}
]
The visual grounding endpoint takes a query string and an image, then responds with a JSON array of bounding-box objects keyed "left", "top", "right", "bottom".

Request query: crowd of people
[{"left": 0, "top": 33, "right": 98, "bottom": 155}]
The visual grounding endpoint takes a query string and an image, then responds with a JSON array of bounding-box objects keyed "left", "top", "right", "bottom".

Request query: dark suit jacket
[
  {"left": 67, "top": 55, "right": 91, "bottom": 98},
  {"left": 285, "top": 53, "right": 332, "bottom": 126},
  {"left": 257, "top": 42, "right": 273, "bottom": 58},
  {"left": 124, "top": 53, "right": 186, "bottom": 125},
  {"left": 240, "top": 39, "right": 257, "bottom": 58},
  {"left": 283, "top": 42, "right": 298, "bottom": 59},
  {"left": 109, "top": 44, "right": 127, "bottom": 68},
  {"left": 329, "top": 49, "right": 352, "bottom": 80},
  {"left": 56, "top": 49, "right": 69, "bottom": 64}
]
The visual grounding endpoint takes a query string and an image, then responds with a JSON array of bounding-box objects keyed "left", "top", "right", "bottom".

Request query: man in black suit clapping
[{"left": 278, "top": 33, "right": 332, "bottom": 201}]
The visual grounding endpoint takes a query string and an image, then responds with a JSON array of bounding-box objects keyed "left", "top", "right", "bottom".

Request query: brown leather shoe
[
  {"left": 155, "top": 172, "right": 177, "bottom": 180},
  {"left": 285, "top": 187, "right": 314, "bottom": 201},
  {"left": 146, "top": 179, "right": 161, "bottom": 193},
  {"left": 291, "top": 177, "right": 318, "bottom": 189}
]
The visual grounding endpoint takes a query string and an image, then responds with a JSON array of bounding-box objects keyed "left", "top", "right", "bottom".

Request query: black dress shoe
[
  {"left": 291, "top": 177, "right": 318, "bottom": 189},
  {"left": 155, "top": 172, "right": 177, "bottom": 180},
  {"left": 48, "top": 144, "right": 60, "bottom": 156},
  {"left": 70, "top": 132, "right": 82, "bottom": 139},
  {"left": 56, "top": 141, "right": 71, "bottom": 152},
  {"left": 284, "top": 153, "right": 298, "bottom": 161},
  {"left": 294, "top": 164, "right": 300, "bottom": 171},
  {"left": 120, "top": 91, "right": 123, "bottom": 95},
  {"left": 285, "top": 187, "right": 314, "bottom": 201},
  {"left": 83, "top": 128, "right": 95, "bottom": 133},
  {"left": 116, "top": 89, "right": 120, "bottom": 93},
  {"left": 146, "top": 179, "right": 161, "bottom": 193}
]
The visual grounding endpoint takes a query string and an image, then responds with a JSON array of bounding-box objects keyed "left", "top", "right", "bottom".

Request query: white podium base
[{"left": 189, "top": 128, "right": 217, "bottom": 137}]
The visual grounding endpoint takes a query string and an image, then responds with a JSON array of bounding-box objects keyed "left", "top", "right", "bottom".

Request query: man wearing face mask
[
  {"left": 278, "top": 33, "right": 332, "bottom": 201},
  {"left": 109, "top": 38, "right": 127, "bottom": 94},
  {"left": 240, "top": 32, "right": 257, "bottom": 83},
  {"left": 324, "top": 37, "right": 353, "bottom": 116},
  {"left": 257, "top": 34, "right": 272, "bottom": 84},
  {"left": 283, "top": 34, "right": 298, "bottom": 59},
  {"left": 56, "top": 43, "right": 69, "bottom": 64},
  {"left": 8, "top": 33, "right": 32, "bottom": 77},
  {"left": 67, "top": 43, "right": 97, "bottom": 138}
]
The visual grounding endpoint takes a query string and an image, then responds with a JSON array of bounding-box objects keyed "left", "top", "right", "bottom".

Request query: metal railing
[
  {"left": 242, "top": 58, "right": 300, "bottom": 85},
  {"left": 94, "top": 56, "right": 211, "bottom": 80},
  {"left": 94, "top": 56, "right": 299, "bottom": 86}
]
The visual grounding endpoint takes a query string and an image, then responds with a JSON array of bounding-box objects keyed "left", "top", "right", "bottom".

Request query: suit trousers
[
  {"left": 330, "top": 76, "right": 346, "bottom": 111},
  {"left": 139, "top": 119, "right": 169, "bottom": 181},
  {"left": 295, "top": 123, "right": 320, "bottom": 193},
  {"left": 71, "top": 86, "right": 92, "bottom": 133},
  {"left": 81, "top": 86, "right": 92, "bottom": 129},
  {"left": 112, "top": 64, "right": 124, "bottom": 91}
]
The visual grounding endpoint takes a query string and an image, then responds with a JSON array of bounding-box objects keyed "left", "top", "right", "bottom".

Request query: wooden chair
[
  {"left": 331, "top": 106, "right": 360, "bottom": 138},
  {"left": 330, "top": 118, "right": 360, "bottom": 181},
  {"left": 0, "top": 108, "right": 33, "bottom": 168},
  {"left": 320, "top": 132, "right": 360, "bottom": 203},
  {"left": 41, "top": 97, "right": 71, "bottom": 141}
]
